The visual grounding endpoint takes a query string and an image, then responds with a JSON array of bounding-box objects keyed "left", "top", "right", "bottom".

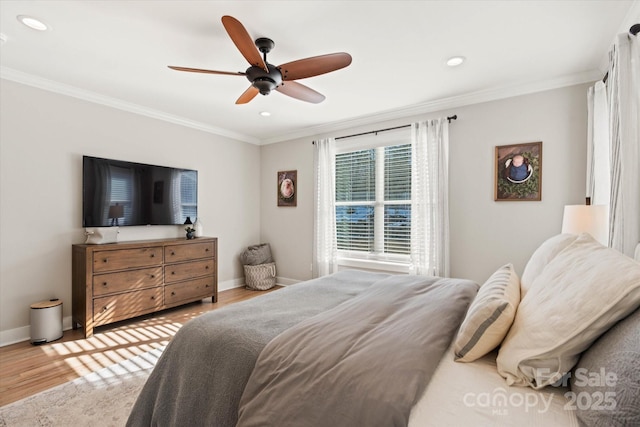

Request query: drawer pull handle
[
  {"left": 171, "top": 291, "right": 176, "bottom": 296},
  {"left": 150, "top": 275, "right": 155, "bottom": 279},
  {"left": 171, "top": 251, "right": 175, "bottom": 256},
  {"left": 103, "top": 259, "right": 108, "bottom": 263},
  {"left": 205, "top": 248, "right": 209, "bottom": 252},
  {"left": 102, "top": 306, "right": 108, "bottom": 312},
  {"left": 205, "top": 266, "right": 209, "bottom": 270},
  {"left": 206, "top": 284, "right": 210, "bottom": 288},
  {"left": 171, "top": 271, "right": 175, "bottom": 275},
  {"left": 150, "top": 254, "right": 155, "bottom": 258},
  {"left": 150, "top": 296, "right": 155, "bottom": 300},
  {"left": 102, "top": 282, "right": 108, "bottom": 286}
]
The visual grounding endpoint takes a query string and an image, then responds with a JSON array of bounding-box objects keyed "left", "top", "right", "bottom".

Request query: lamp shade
[{"left": 561, "top": 204, "right": 608, "bottom": 245}]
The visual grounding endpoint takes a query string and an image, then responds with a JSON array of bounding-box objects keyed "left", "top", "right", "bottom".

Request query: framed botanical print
[
  {"left": 495, "top": 142, "right": 542, "bottom": 201},
  {"left": 277, "top": 170, "right": 297, "bottom": 207}
]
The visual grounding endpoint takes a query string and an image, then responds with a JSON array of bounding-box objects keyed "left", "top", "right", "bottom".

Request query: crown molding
[
  {"left": 261, "top": 69, "right": 602, "bottom": 144},
  {"left": 0, "top": 66, "right": 260, "bottom": 145},
  {"left": 2, "top": 66, "right": 600, "bottom": 146}
]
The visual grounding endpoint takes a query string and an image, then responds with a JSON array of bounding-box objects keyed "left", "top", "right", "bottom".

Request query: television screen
[{"left": 83, "top": 156, "right": 197, "bottom": 227}]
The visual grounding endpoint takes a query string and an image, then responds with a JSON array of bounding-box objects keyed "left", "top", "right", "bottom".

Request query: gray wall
[
  {"left": 0, "top": 78, "right": 591, "bottom": 344},
  {"left": 260, "top": 83, "right": 590, "bottom": 285},
  {"left": 0, "top": 79, "right": 262, "bottom": 344}
]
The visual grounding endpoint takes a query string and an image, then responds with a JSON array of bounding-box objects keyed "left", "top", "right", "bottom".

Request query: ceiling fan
[{"left": 168, "top": 15, "right": 352, "bottom": 105}]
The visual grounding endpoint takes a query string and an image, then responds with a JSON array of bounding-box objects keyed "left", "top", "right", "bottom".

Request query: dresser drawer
[
  {"left": 165, "top": 241, "right": 215, "bottom": 263},
  {"left": 165, "top": 259, "right": 215, "bottom": 283},
  {"left": 165, "top": 277, "right": 215, "bottom": 306},
  {"left": 93, "top": 247, "right": 162, "bottom": 273},
  {"left": 93, "top": 267, "right": 163, "bottom": 297},
  {"left": 93, "top": 287, "right": 163, "bottom": 326}
]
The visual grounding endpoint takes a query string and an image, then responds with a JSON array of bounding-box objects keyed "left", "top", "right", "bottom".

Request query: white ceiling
[{"left": 1, "top": 1, "right": 638, "bottom": 145}]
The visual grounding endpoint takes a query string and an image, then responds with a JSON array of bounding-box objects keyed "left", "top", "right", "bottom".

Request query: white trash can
[{"left": 30, "top": 299, "right": 63, "bottom": 345}]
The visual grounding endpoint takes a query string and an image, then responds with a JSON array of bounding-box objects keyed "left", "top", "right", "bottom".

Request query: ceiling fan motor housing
[{"left": 246, "top": 63, "right": 283, "bottom": 95}]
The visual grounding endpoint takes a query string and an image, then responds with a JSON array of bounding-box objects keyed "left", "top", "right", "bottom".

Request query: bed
[{"left": 127, "top": 233, "right": 640, "bottom": 427}]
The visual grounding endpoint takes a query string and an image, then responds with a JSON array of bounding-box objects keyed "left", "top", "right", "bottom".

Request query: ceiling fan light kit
[{"left": 168, "top": 15, "right": 352, "bottom": 104}]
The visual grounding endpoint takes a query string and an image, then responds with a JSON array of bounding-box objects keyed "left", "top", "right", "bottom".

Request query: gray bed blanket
[
  {"left": 127, "top": 270, "right": 477, "bottom": 427},
  {"left": 127, "top": 270, "right": 391, "bottom": 427},
  {"left": 236, "top": 274, "right": 478, "bottom": 427}
]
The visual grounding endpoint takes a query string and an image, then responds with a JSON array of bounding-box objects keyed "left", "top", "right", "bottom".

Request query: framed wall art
[
  {"left": 277, "top": 170, "right": 297, "bottom": 207},
  {"left": 494, "top": 141, "right": 542, "bottom": 201}
]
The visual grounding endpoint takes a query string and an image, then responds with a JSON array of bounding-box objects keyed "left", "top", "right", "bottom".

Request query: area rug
[{"left": 0, "top": 347, "right": 163, "bottom": 427}]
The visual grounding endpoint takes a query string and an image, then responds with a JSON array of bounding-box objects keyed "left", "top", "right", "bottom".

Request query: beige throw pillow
[
  {"left": 454, "top": 263, "right": 520, "bottom": 362},
  {"left": 497, "top": 233, "right": 640, "bottom": 389}
]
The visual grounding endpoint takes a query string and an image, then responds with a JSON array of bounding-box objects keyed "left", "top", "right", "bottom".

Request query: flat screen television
[{"left": 83, "top": 155, "right": 197, "bottom": 227}]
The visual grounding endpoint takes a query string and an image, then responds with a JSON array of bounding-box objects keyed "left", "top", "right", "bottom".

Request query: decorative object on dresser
[
  {"left": 184, "top": 216, "right": 195, "bottom": 239},
  {"left": 84, "top": 227, "right": 119, "bottom": 244},
  {"left": 194, "top": 217, "right": 204, "bottom": 237},
  {"left": 72, "top": 237, "right": 217, "bottom": 338}
]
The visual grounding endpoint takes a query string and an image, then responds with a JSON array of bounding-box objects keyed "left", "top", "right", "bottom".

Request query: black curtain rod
[
  {"left": 603, "top": 23, "right": 639, "bottom": 83},
  {"left": 332, "top": 115, "right": 457, "bottom": 141}
]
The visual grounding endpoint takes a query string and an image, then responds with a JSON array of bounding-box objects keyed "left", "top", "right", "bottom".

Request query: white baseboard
[
  {"left": 0, "top": 317, "right": 74, "bottom": 348},
  {"left": 276, "top": 276, "right": 301, "bottom": 286},
  {"left": 218, "top": 277, "right": 245, "bottom": 291}
]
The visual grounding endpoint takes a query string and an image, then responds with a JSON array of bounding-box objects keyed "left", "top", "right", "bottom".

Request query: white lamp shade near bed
[{"left": 561, "top": 204, "right": 609, "bottom": 246}]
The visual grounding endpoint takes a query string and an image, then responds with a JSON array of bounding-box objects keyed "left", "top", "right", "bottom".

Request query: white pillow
[
  {"left": 454, "top": 263, "right": 520, "bottom": 362},
  {"left": 520, "top": 233, "right": 578, "bottom": 298},
  {"left": 497, "top": 233, "right": 640, "bottom": 389}
]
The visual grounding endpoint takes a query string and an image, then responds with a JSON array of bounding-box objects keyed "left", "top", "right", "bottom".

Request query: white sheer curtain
[
  {"left": 607, "top": 31, "right": 640, "bottom": 256},
  {"left": 313, "top": 138, "right": 338, "bottom": 277},
  {"left": 586, "top": 81, "right": 610, "bottom": 206},
  {"left": 590, "top": 30, "right": 639, "bottom": 256},
  {"left": 410, "top": 118, "right": 450, "bottom": 277}
]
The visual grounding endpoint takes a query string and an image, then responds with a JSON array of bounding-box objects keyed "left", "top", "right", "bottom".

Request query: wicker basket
[{"left": 244, "top": 262, "right": 276, "bottom": 291}]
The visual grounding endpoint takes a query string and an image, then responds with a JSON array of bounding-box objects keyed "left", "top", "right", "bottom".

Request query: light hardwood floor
[{"left": 0, "top": 286, "right": 281, "bottom": 407}]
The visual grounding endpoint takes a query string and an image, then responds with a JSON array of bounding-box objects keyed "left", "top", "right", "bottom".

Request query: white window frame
[{"left": 335, "top": 127, "right": 411, "bottom": 273}]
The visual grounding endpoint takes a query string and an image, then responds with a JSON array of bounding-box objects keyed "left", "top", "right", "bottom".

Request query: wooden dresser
[{"left": 72, "top": 237, "right": 217, "bottom": 337}]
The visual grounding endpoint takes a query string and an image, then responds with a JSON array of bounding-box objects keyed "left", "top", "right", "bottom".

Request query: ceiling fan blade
[
  {"left": 278, "top": 53, "right": 352, "bottom": 81},
  {"left": 221, "top": 15, "right": 268, "bottom": 72},
  {"left": 276, "top": 81, "right": 325, "bottom": 104},
  {"left": 168, "top": 66, "right": 245, "bottom": 76},
  {"left": 236, "top": 86, "right": 260, "bottom": 104}
]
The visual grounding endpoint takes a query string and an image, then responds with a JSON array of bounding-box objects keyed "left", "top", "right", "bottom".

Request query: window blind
[
  {"left": 335, "top": 143, "right": 411, "bottom": 257},
  {"left": 384, "top": 144, "right": 411, "bottom": 254},
  {"left": 335, "top": 149, "right": 375, "bottom": 252}
]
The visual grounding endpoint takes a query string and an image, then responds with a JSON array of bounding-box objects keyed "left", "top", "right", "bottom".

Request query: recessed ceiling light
[
  {"left": 17, "top": 15, "right": 48, "bottom": 31},
  {"left": 446, "top": 56, "right": 465, "bottom": 67},
  {"left": 259, "top": 111, "right": 271, "bottom": 117}
]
